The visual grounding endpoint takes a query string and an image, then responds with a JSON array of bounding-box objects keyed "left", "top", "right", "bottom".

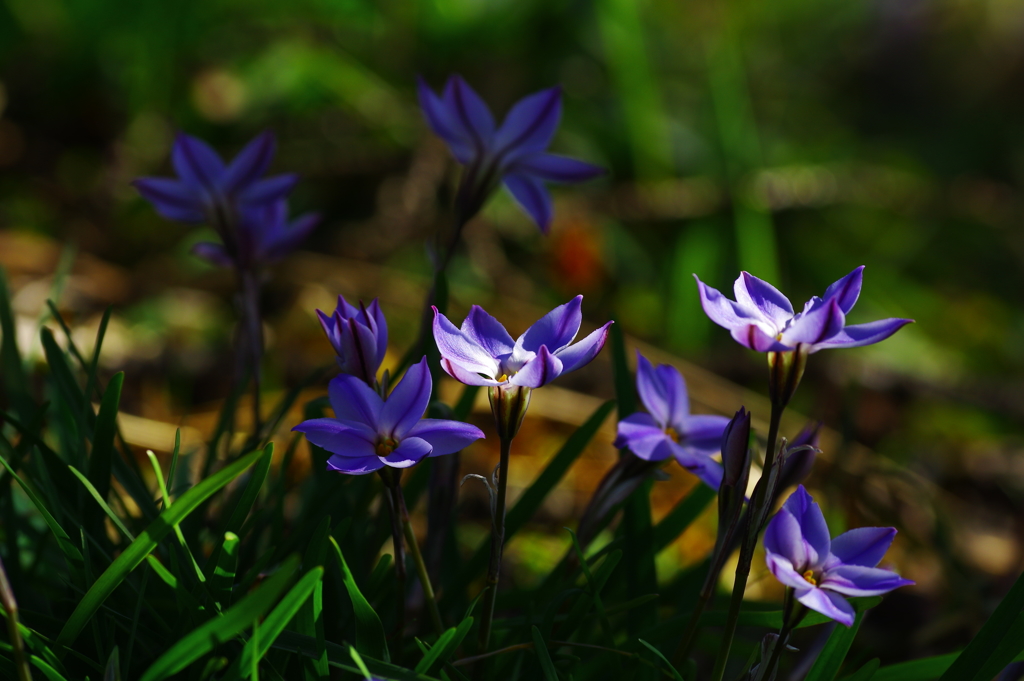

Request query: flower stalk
[
  {"left": 477, "top": 432, "right": 513, "bottom": 657},
  {"left": 379, "top": 468, "right": 408, "bottom": 650}
]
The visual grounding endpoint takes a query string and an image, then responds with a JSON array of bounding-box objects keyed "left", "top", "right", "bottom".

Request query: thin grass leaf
[
  {"left": 805, "top": 610, "right": 866, "bottom": 681},
  {"left": 531, "top": 626, "right": 559, "bottom": 681},
  {"left": 207, "top": 444, "right": 273, "bottom": 578},
  {"left": 565, "top": 527, "right": 615, "bottom": 646},
  {"left": 104, "top": 646, "right": 121, "bottom": 681},
  {"left": 329, "top": 536, "right": 388, "bottom": 663},
  {"left": 0, "top": 269, "right": 32, "bottom": 420},
  {"left": 349, "top": 646, "right": 373, "bottom": 680},
  {"left": 637, "top": 639, "right": 684, "bottom": 681},
  {"left": 272, "top": 631, "right": 440, "bottom": 680},
  {"left": 55, "top": 447, "right": 265, "bottom": 652},
  {"left": 138, "top": 554, "right": 300, "bottom": 681},
  {"left": 557, "top": 550, "right": 622, "bottom": 638},
  {"left": 972, "top": 611, "right": 1024, "bottom": 681},
  {"left": 939, "top": 568, "right": 1024, "bottom": 681},
  {"left": 210, "top": 533, "right": 239, "bottom": 609},
  {"left": 68, "top": 465, "right": 134, "bottom": 541},
  {"left": 83, "top": 307, "right": 112, "bottom": 406},
  {"left": 844, "top": 659, "right": 879, "bottom": 681},
  {"left": 300, "top": 517, "right": 331, "bottom": 677},
  {"left": 652, "top": 485, "right": 715, "bottom": 554},
  {"left": 146, "top": 450, "right": 206, "bottom": 588},
  {"left": 414, "top": 629, "right": 456, "bottom": 675},
  {"left": 0, "top": 453, "right": 83, "bottom": 564}
]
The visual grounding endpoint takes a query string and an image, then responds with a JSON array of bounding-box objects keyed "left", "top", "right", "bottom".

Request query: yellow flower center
[
  {"left": 665, "top": 427, "right": 681, "bottom": 443},
  {"left": 802, "top": 570, "right": 817, "bottom": 586},
  {"left": 497, "top": 373, "right": 509, "bottom": 382},
  {"left": 376, "top": 438, "right": 398, "bottom": 457}
]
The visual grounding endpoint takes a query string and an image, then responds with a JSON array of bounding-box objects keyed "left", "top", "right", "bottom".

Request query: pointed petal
[
  {"left": 766, "top": 553, "right": 814, "bottom": 590},
  {"left": 680, "top": 415, "right": 731, "bottom": 453},
  {"left": 814, "top": 318, "right": 913, "bottom": 349},
  {"left": 417, "top": 76, "right": 474, "bottom": 164},
  {"left": 317, "top": 309, "right": 343, "bottom": 352},
  {"left": 190, "top": 242, "right": 233, "bottom": 268},
  {"left": 223, "top": 130, "right": 277, "bottom": 194},
  {"left": 821, "top": 564, "right": 913, "bottom": 597},
  {"left": 461, "top": 305, "right": 515, "bottom": 358},
  {"left": 503, "top": 173, "right": 553, "bottom": 234},
  {"left": 133, "top": 177, "right": 205, "bottom": 222},
  {"left": 734, "top": 272, "right": 794, "bottom": 325},
  {"left": 729, "top": 323, "right": 793, "bottom": 352},
  {"left": 259, "top": 211, "right": 319, "bottom": 260},
  {"left": 517, "top": 296, "right": 583, "bottom": 354},
  {"left": 796, "top": 588, "right": 856, "bottom": 627},
  {"left": 822, "top": 266, "right": 864, "bottom": 314},
  {"left": 614, "top": 412, "right": 671, "bottom": 461},
  {"left": 695, "top": 275, "right": 781, "bottom": 339},
  {"left": 689, "top": 460, "right": 725, "bottom": 489},
  {"left": 327, "top": 454, "right": 384, "bottom": 475},
  {"left": 408, "top": 419, "right": 486, "bottom": 456},
  {"left": 439, "top": 358, "right": 502, "bottom": 386},
  {"left": 634, "top": 352, "right": 668, "bottom": 425},
  {"left": 293, "top": 418, "right": 376, "bottom": 457},
  {"left": 171, "top": 132, "right": 226, "bottom": 190},
  {"left": 670, "top": 441, "right": 724, "bottom": 489},
  {"left": 511, "top": 153, "right": 605, "bottom": 183},
  {"left": 553, "top": 321, "right": 612, "bottom": 374},
  {"left": 240, "top": 173, "right": 299, "bottom": 206},
  {"left": 494, "top": 86, "right": 561, "bottom": 159},
  {"left": 780, "top": 298, "right": 845, "bottom": 347},
  {"left": 336, "top": 294, "right": 362, "bottom": 319},
  {"left": 380, "top": 357, "right": 432, "bottom": 439},
  {"left": 446, "top": 75, "right": 495, "bottom": 149},
  {"left": 764, "top": 507, "right": 812, "bottom": 570},
  {"left": 656, "top": 362, "right": 690, "bottom": 428},
  {"left": 367, "top": 299, "right": 389, "bottom": 363},
  {"left": 328, "top": 374, "right": 383, "bottom": 429},
  {"left": 828, "top": 527, "right": 897, "bottom": 568},
  {"left": 432, "top": 307, "right": 501, "bottom": 379},
  {"left": 781, "top": 486, "right": 831, "bottom": 569},
  {"left": 509, "top": 345, "right": 562, "bottom": 388},
  {"left": 382, "top": 436, "right": 432, "bottom": 468}
]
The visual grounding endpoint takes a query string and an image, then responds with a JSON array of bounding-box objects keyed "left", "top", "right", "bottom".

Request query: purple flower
[
  {"left": 417, "top": 75, "right": 604, "bottom": 233},
  {"left": 613, "top": 352, "right": 731, "bottom": 488},
  {"left": 191, "top": 199, "right": 319, "bottom": 269},
  {"left": 764, "top": 485, "right": 913, "bottom": 626},
  {"left": 431, "top": 295, "right": 612, "bottom": 389},
  {"left": 293, "top": 358, "right": 484, "bottom": 475},
  {"left": 316, "top": 296, "right": 388, "bottom": 386},
  {"left": 694, "top": 267, "right": 912, "bottom": 353}
]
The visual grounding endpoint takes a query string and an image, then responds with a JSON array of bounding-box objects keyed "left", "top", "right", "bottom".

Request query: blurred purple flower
[
  {"left": 191, "top": 199, "right": 319, "bottom": 269},
  {"left": 417, "top": 75, "right": 604, "bottom": 233},
  {"left": 765, "top": 485, "right": 913, "bottom": 626},
  {"left": 316, "top": 296, "right": 388, "bottom": 386},
  {"left": 694, "top": 267, "right": 912, "bottom": 353},
  {"left": 293, "top": 358, "right": 484, "bottom": 475},
  {"left": 613, "top": 351, "right": 730, "bottom": 488},
  {"left": 431, "top": 295, "right": 612, "bottom": 389}
]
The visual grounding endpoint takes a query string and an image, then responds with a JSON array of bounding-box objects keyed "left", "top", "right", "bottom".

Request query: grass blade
[
  {"left": 531, "top": 626, "right": 558, "bottom": 681},
  {"left": 845, "top": 659, "right": 879, "bottom": 681},
  {"left": 88, "top": 372, "right": 123, "bottom": 514},
  {"left": 329, "top": 536, "right": 388, "bottom": 663},
  {"left": 638, "top": 639, "right": 684, "bottom": 681},
  {"left": 939, "top": 568, "right": 1024, "bottom": 681},
  {"left": 805, "top": 610, "right": 866, "bottom": 681},
  {"left": 210, "top": 532, "right": 240, "bottom": 608},
  {"left": 68, "top": 465, "right": 134, "bottom": 541},
  {"left": 0, "top": 452, "right": 83, "bottom": 564}
]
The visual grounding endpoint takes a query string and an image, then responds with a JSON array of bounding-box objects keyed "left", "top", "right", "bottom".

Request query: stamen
[
  {"left": 802, "top": 570, "right": 817, "bottom": 586},
  {"left": 497, "top": 373, "right": 509, "bottom": 382},
  {"left": 664, "top": 427, "right": 681, "bottom": 443},
  {"left": 376, "top": 437, "right": 398, "bottom": 457}
]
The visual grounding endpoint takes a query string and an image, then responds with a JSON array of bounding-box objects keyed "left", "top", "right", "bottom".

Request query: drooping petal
[
  {"left": 734, "top": 272, "right": 794, "bottom": 326},
  {"left": 432, "top": 307, "right": 501, "bottom": 378},
  {"left": 190, "top": 242, "right": 234, "bottom": 268},
  {"left": 670, "top": 441, "right": 724, "bottom": 489},
  {"left": 132, "top": 177, "right": 205, "bottom": 222},
  {"left": 820, "top": 564, "right": 914, "bottom": 597},
  {"left": 614, "top": 412, "right": 672, "bottom": 461},
  {"left": 517, "top": 296, "right": 583, "bottom": 354},
  {"left": 222, "top": 130, "right": 277, "bottom": 195},
  {"left": 512, "top": 153, "right": 605, "bottom": 184},
  {"left": 462, "top": 305, "right": 515, "bottom": 359},
  {"left": 822, "top": 266, "right": 864, "bottom": 314},
  {"left": 327, "top": 374, "right": 383, "bottom": 429},
  {"left": 688, "top": 460, "right": 725, "bottom": 490},
  {"left": 407, "top": 419, "right": 486, "bottom": 456},
  {"left": 780, "top": 298, "right": 845, "bottom": 347},
  {"left": 766, "top": 553, "right": 815, "bottom": 590},
  {"left": 635, "top": 353, "right": 670, "bottom": 426},
  {"left": 379, "top": 357, "right": 432, "bottom": 439},
  {"left": 813, "top": 318, "right": 913, "bottom": 350},
  {"left": 781, "top": 486, "right": 831, "bottom": 569},
  {"left": 503, "top": 172, "right": 553, "bottom": 233},
  {"left": 381, "top": 437, "right": 432, "bottom": 468},
  {"left": 327, "top": 454, "right": 385, "bottom": 475},
  {"left": 446, "top": 76, "right": 496, "bottom": 149},
  {"left": 417, "top": 76, "right": 475, "bottom": 164},
  {"left": 795, "top": 587, "right": 856, "bottom": 627},
  {"left": 292, "top": 418, "right": 376, "bottom": 458},
  {"left": 828, "top": 527, "right": 897, "bottom": 568},
  {"left": 494, "top": 86, "right": 562, "bottom": 161},
  {"left": 439, "top": 358, "right": 503, "bottom": 387},
  {"left": 509, "top": 345, "right": 563, "bottom": 388},
  {"left": 240, "top": 173, "right": 299, "bottom": 206},
  {"left": 729, "top": 324, "right": 793, "bottom": 352},
  {"left": 552, "top": 321, "right": 612, "bottom": 374},
  {"left": 695, "top": 275, "right": 780, "bottom": 337},
  {"left": 679, "top": 415, "right": 731, "bottom": 453},
  {"left": 763, "top": 507, "right": 812, "bottom": 570},
  {"left": 172, "top": 133, "right": 226, "bottom": 190}
]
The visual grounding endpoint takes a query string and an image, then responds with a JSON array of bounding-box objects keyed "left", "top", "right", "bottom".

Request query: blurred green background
[{"left": 2, "top": 0, "right": 1024, "bottom": 665}]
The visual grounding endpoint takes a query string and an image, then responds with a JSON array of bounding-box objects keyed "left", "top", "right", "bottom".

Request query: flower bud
[
  {"left": 767, "top": 345, "right": 809, "bottom": 408},
  {"left": 317, "top": 296, "right": 388, "bottom": 386},
  {"left": 717, "top": 407, "right": 753, "bottom": 547},
  {"left": 488, "top": 384, "right": 532, "bottom": 441},
  {"left": 777, "top": 421, "right": 821, "bottom": 492}
]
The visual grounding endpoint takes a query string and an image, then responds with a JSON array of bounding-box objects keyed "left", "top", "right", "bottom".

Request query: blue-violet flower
[
  {"left": 317, "top": 296, "right": 388, "bottom": 386},
  {"left": 191, "top": 199, "right": 319, "bottom": 269}
]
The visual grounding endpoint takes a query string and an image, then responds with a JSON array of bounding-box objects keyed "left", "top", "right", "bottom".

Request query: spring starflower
[
  {"left": 293, "top": 358, "right": 484, "bottom": 474},
  {"left": 191, "top": 199, "right": 319, "bottom": 269},
  {"left": 316, "top": 296, "right": 388, "bottom": 386},
  {"left": 417, "top": 75, "right": 604, "bottom": 233},
  {"left": 764, "top": 486, "right": 913, "bottom": 626}
]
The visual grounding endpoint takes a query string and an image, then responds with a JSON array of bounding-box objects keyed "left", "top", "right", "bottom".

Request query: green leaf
[
  {"left": 138, "top": 555, "right": 300, "bottom": 681},
  {"left": 609, "top": 322, "right": 635, "bottom": 416},
  {"left": 104, "top": 646, "right": 121, "bottom": 681},
  {"left": 300, "top": 516, "right": 331, "bottom": 678},
  {"left": 210, "top": 532, "right": 240, "bottom": 608},
  {"left": 88, "top": 372, "right": 122, "bottom": 505},
  {"left": 0, "top": 268, "right": 32, "bottom": 420},
  {"left": 206, "top": 444, "right": 273, "bottom": 578},
  {"left": 531, "top": 626, "right": 559, "bottom": 681},
  {"left": 637, "top": 639, "right": 684, "bottom": 681},
  {"left": 0, "top": 452, "right": 83, "bottom": 564},
  {"left": 329, "top": 536, "right": 388, "bottom": 662},
  {"left": 805, "top": 610, "right": 866, "bottom": 681},
  {"left": 939, "top": 568, "right": 1024, "bottom": 681},
  {"left": 55, "top": 447, "right": 266, "bottom": 653},
  {"left": 844, "top": 659, "right": 879, "bottom": 681},
  {"left": 30, "top": 656, "right": 70, "bottom": 681},
  {"left": 271, "top": 631, "right": 440, "bottom": 680},
  {"left": 414, "top": 629, "right": 456, "bottom": 675},
  {"left": 68, "top": 464, "right": 134, "bottom": 541}
]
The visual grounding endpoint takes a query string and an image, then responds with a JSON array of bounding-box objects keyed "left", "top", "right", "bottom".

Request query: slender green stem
[
  {"left": 711, "top": 399, "right": 785, "bottom": 681},
  {"left": 398, "top": 489, "right": 445, "bottom": 636},
  {"left": 477, "top": 435, "right": 513, "bottom": 657},
  {"left": 382, "top": 477, "right": 407, "bottom": 658},
  {"left": 239, "top": 268, "right": 264, "bottom": 437},
  {"left": 0, "top": 553, "right": 32, "bottom": 681},
  {"left": 757, "top": 592, "right": 807, "bottom": 681},
  {"left": 672, "top": 547, "right": 729, "bottom": 669}
]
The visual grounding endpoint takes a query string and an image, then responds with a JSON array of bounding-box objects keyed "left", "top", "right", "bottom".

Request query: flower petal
[
  {"left": 766, "top": 553, "right": 814, "bottom": 590},
  {"left": 796, "top": 587, "right": 856, "bottom": 627},
  {"left": 461, "top": 305, "right": 515, "bottom": 359},
  {"left": 446, "top": 75, "right": 496, "bottom": 149},
  {"left": 814, "top": 318, "right": 913, "bottom": 350},
  {"left": 517, "top": 296, "right": 583, "bottom": 354},
  {"left": 172, "top": 133, "right": 226, "bottom": 190},
  {"left": 432, "top": 307, "right": 501, "bottom": 378},
  {"left": 367, "top": 299, "right": 389, "bottom": 362},
  {"left": 382, "top": 436, "right": 432, "bottom": 468},
  {"left": 222, "top": 130, "right": 277, "bottom": 195},
  {"left": 133, "top": 177, "right": 205, "bottom": 222},
  {"left": 781, "top": 485, "right": 832, "bottom": 569},
  {"left": 828, "top": 527, "right": 897, "bottom": 568},
  {"left": 734, "top": 272, "right": 794, "bottom": 326},
  {"left": 503, "top": 172, "right": 553, "bottom": 233},
  {"left": 509, "top": 345, "right": 562, "bottom": 388},
  {"left": 259, "top": 211, "right": 319, "bottom": 260},
  {"left": 614, "top": 412, "right": 671, "bottom": 461},
  {"left": 670, "top": 441, "right": 724, "bottom": 489},
  {"left": 695, "top": 275, "right": 781, "bottom": 341},
  {"left": 511, "top": 153, "right": 605, "bottom": 184},
  {"left": 240, "top": 173, "right": 299, "bottom": 206},
  {"left": 822, "top": 266, "right": 864, "bottom": 314},
  {"left": 553, "top": 321, "right": 611, "bottom": 374},
  {"left": 729, "top": 324, "right": 793, "bottom": 352},
  {"left": 494, "top": 86, "right": 561, "bottom": 160},
  {"left": 821, "top": 564, "right": 914, "bottom": 597},
  {"left": 380, "top": 357, "right": 432, "bottom": 439},
  {"left": 417, "top": 76, "right": 475, "bottom": 164},
  {"left": 440, "top": 358, "right": 502, "bottom": 386},
  {"left": 780, "top": 298, "right": 845, "bottom": 347},
  {"left": 680, "top": 414, "right": 731, "bottom": 453},
  {"left": 293, "top": 418, "right": 376, "bottom": 457},
  {"left": 407, "top": 419, "right": 486, "bottom": 456},
  {"left": 190, "top": 242, "right": 234, "bottom": 268},
  {"left": 764, "top": 507, "right": 814, "bottom": 571},
  {"left": 326, "top": 454, "right": 385, "bottom": 475},
  {"left": 328, "top": 374, "right": 383, "bottom": 429},
  {"left": 634, "top": 352, "right": 670, "bottom": 426}
]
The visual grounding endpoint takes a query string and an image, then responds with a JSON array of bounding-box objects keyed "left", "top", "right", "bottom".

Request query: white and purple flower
[{"left": 764, "top": 485, "right": 913, "bottom": 626}]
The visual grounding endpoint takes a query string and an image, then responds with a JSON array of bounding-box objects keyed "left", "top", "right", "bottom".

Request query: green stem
[
  {"left": 399, "top": 489, "right": 445, "bottom": 636},
  {"left": 757, "top": 592, "right": 807, "bottom": 681},
  {"left": 711, "top": 398, "right": 785, "bottom": 681},
  {"left": 381, "top": 474, "right": 407, "bottom": 658},
  {"left": 672, "top": 547, "right": 729, "bottom": 669},
  {"left": 476, "top": 435, "right": 512, "bottom": 659}
]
